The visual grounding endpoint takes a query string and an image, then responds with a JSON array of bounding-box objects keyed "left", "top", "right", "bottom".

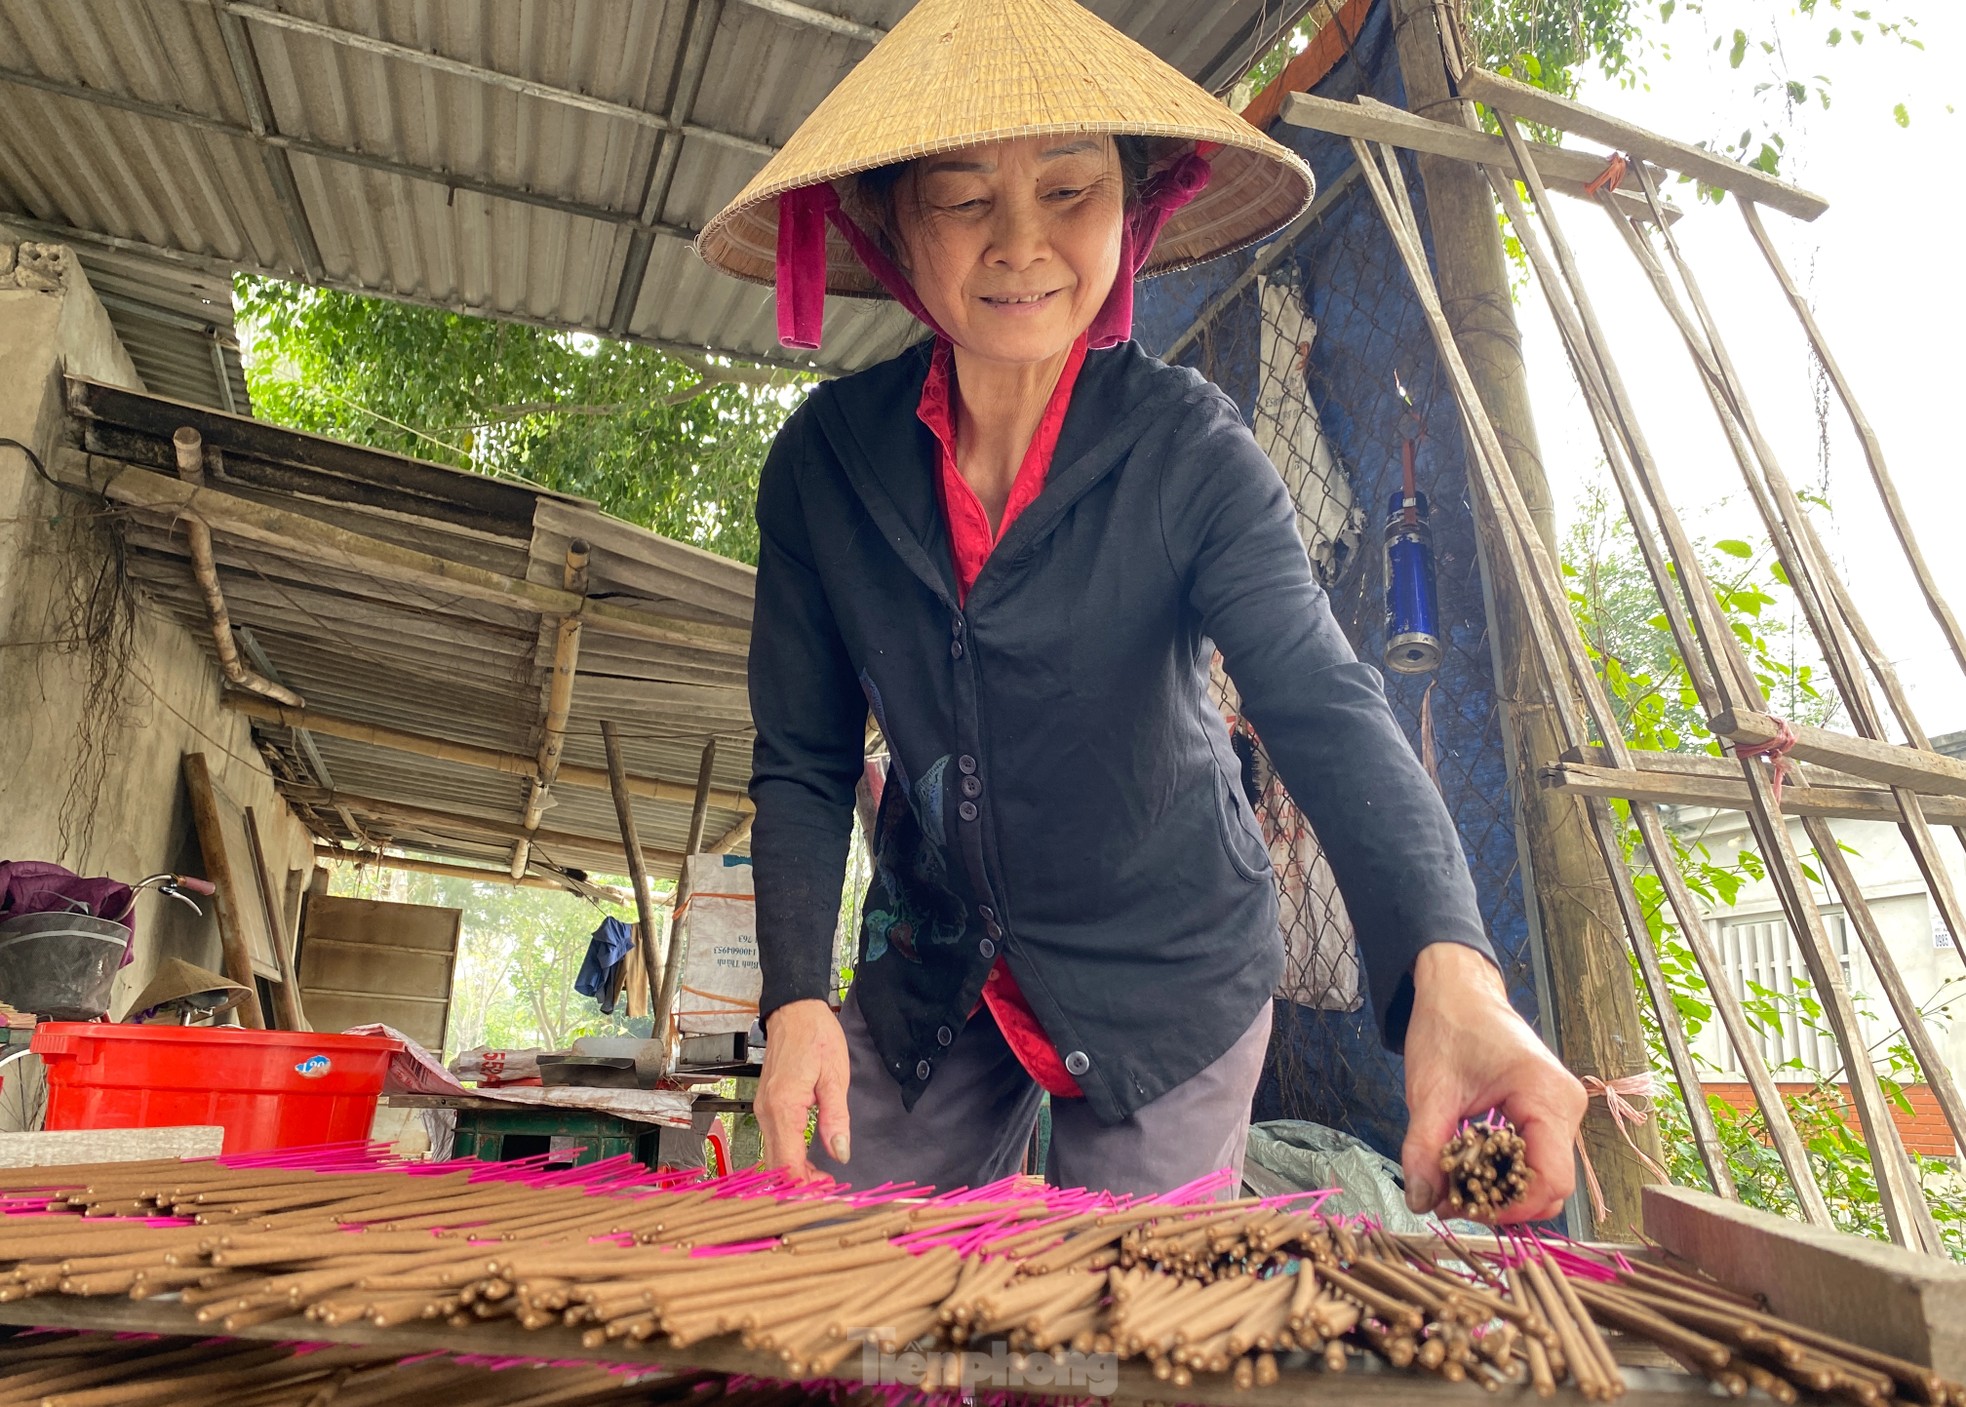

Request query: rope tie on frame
[
  {"left": 1576, "top": 1072, "right": 1670, "bottom": 1226},
  {"left": 1584, "top": 153, "right": 1630, "bottom": 198},
  {"left": 1735, "top": 715, "right": 1799, "bottom": 806}
]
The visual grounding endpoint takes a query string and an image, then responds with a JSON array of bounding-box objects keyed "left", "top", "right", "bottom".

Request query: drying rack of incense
[{"left": 0, "top": 1145, "right": 1958, "bottom": 1407}]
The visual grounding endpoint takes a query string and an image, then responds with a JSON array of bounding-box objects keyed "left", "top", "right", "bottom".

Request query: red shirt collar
[{"left": 917, "top": 334, "right": 1091, "bottom": 604}]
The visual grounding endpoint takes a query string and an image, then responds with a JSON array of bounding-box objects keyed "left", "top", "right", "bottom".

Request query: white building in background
[{"left": 1666, "top": 736, "right": 1966, "bottom": 1142}]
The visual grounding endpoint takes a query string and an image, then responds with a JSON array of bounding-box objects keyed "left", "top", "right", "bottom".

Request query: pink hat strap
[
  {"left": 775, "top": 184, "right": 948, "bottom": 349},
  {"left": 774, "top": 147, "right": 1212, "bottom": 352},
  {"left": 1088, "top": 147, "right": 1214, "bottom": 350}
]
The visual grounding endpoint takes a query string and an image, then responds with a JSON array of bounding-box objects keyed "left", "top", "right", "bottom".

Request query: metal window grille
[{"left": 1702, "top": 911, "right": 1874, "bottom": 1080}]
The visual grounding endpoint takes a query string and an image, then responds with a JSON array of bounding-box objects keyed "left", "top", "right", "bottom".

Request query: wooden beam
[
  {"left": 312, "top": 845, "right": 632, "bottom": 903},
  {"left": 0, "top": 1128, "right": 224, "bottom": 1167},
  {"left": 1713, "top": 709, "right": 1966, "bottom": 800},
  {"left": 97, "top": 466, "right": 748, "bottom": 655},
  {"left": 221, "top": 695, "right": 753, "bottom": 814},
  {"left": 1542, "top": 761, "right": 1966, "bottom": 827},
  {"left": 1456, "top": 67, "right": 1829, "bottom": 222},
  {"left": 655, "top": 738, "right": 720, "bottom": 1062},
  {"left": 282, "top": 784, "right": 687, "bottom": 870},
  {"left": 180, "top": 753, "right": 267, "bottom": 1030},
  {"left": 1559, "top": 743, "right": 1873, "bottom": 788},
  {"left": 601, "top": 721, "right": 669, "bottom": 1058},
  {"left": 245, "top": 805, "right": 308, "bottom": 1031},
  {"left": 1643, "top": 1185, "right": 1966, "bottom": 1377},
  {"left": 709, "top": 812, "right": 754, "bottom": 855},
  {"left": 1281, "top": 92, "right": 1679, "bottom": 224},
  {"left": 513, "top": 540, "right": 591, "bottom": 879}
]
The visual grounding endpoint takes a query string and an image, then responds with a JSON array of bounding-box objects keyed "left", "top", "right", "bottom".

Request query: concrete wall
[
  {"left": 1673, "top": 805, "right": 1966, "bottom": 1112},
  {"left": 0, "top": 239, "right": 314, "bottom": 1018}
]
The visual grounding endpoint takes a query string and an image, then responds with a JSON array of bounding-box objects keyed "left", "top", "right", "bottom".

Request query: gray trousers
[{"left": 809, "top": 989, "right": 1273, "bottom": 1197}]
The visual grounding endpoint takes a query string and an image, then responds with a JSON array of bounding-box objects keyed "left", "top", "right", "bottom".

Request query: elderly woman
[{"left": 696, "top": 0, "right": 1584, "bottom": 1214}]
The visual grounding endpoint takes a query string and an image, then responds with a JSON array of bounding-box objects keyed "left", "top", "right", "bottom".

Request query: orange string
[{"left": 1584, "top": 153, "right": 1629, "bottom": 197}]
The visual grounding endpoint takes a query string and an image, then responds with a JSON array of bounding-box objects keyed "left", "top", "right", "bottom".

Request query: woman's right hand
[{"left": 756, "top": 999, "right": 852, "bottom": 1179}]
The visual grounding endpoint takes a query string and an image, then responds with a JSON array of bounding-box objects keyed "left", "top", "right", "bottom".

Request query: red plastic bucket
[{"left": 32, "top": 1024, "right": 401, "bottom": 1153}]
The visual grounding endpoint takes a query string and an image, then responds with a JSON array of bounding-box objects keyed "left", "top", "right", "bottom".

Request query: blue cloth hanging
[{"left": 575, "top": 916, "right": 638, "bottom": 1012}]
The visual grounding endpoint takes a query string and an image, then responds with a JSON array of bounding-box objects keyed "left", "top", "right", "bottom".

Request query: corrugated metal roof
[
  {"left": 65, "top": 374, "right": 756, "bottom": 886},
  {"left": 1, "top": 0, "right": 1312, "bottom": 398}
]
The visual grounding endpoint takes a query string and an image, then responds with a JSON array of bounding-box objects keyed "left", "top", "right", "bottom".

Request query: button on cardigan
[
  {"left": 919, "top": 330, "right": 1092, "bottom": 1100},
  {"left": 747, "top": 338, "right": 1495, "bottom": 1126}
]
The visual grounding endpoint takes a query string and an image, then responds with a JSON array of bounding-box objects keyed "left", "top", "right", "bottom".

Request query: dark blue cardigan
[{"left": 747, "top": 338, "right": 1493, "bottom": 1125}]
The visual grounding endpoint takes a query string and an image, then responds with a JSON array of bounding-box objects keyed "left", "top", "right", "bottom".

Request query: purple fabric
[
  {"left": 0, "top": 861, "right": 134, "bottom": 924},
  {"left": 771, "top": 146, "right": 1213, "bottom": 352},
  {"left": 0, "top": 861, "right": 137, "bottom": 965}
]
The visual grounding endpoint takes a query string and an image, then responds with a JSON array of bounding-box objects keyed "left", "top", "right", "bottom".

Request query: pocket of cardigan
[{"left": 1212, "top": 769, "right": 1272, "bottom": 883}]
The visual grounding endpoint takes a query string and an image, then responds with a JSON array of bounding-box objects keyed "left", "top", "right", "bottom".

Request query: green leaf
[
  {"left": 1729, "top": 29, "right": 1748, "bottom": 67},
  {"left": 1714, "top": 539, "right": 1754, "bottom": 559},
  {"left": 1893, "top": 103, "right": 1910, "bottom": 128}
]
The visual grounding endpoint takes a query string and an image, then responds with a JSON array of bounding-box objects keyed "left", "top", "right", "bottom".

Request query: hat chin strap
[{"left": 775, "top": 148, "right": 1213, "bottom": 354}]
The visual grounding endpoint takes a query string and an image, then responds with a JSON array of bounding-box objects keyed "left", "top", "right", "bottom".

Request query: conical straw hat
[
  {"left": 122, "top": 958, "right": 247, "bottom": 1020},
  {"left": 696, "top": 0, "right": 1313, "bottom": 296}
]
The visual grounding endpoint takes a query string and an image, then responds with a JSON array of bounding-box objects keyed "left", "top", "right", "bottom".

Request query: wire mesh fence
[{"left": 1137, "top": 2, "right": 1539, "bottom": 1159}]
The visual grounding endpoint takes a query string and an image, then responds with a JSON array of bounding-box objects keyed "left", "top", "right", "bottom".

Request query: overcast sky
[{"left": 1514, "top": 0, "right": 1964, "bottom": 735}]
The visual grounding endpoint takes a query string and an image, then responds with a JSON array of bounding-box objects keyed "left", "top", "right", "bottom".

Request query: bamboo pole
[
  {"left": 1357, "top": 135, "right": 1674, "bottom": 1222},
  {"left": 1591, "top": 168, "right": 1947, "bottom": 1252},
  {"left": 1478, "top": 128, "right": 1839, "bottom": 1225},
  {"left": 222, "top": 696, "right": 754, "bottom": 814},
  {"left": 655, "top": 739, "right": 720, "bottom": 1064},
  {"left": 708, "top": 813, "right": 753, "bottom": 856},
  {"left": 513, "top": 540, "right": 591, "bottom": 880},
  {"left": 1544, "top": 762, "right": 1966, "bottom": 825},
  {"left": 280, "top": 784, "right": 687, "bottom": 872},
  {"left": 1606, "top": 170, "right": 1966, "bottom": 974},
  {"left": 310, "top": 846, "right": 632, "bottom": 902},
  {"left": 1739, "top": 201, "right": 1966, "bottom": 677},
  {"left": 1278, "top": 91, "right": 1676, "bottom": 223},
  {"left": 1807, "top": 817, "right": 1966, "bottom": 1155},
  {"left": 599, "top": 721, "right": 668, "bottom": 1044}
]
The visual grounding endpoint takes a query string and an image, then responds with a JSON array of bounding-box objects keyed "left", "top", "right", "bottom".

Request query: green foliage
[
  {"left": 327, "top": 862, "right": 657, "bottom": 1057},
  {"left": 1563, "top": 481, "right": 1839, "bottom": 755},
  {"left": 1643, "top": 941, "right": 1966, "bottom": 1257},
  {"left": 1562, "top": 484, "right": 1965, "bottom": 1261},
  {"left": 235, "top": 277, "right": 809, "bottom": 566}
]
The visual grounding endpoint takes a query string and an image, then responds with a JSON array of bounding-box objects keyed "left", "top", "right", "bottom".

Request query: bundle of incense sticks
[
  {"left": 0, "top": 1147, "right": 1957, "bottom": 1407},
  {"left": 1440, "top": 1112, "right": 1532, "bottom": 1219}
]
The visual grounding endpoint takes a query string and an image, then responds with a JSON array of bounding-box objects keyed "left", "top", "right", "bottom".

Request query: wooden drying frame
[{"left": 1380, "top": 69, "right": 1964, "bottom": 1249}]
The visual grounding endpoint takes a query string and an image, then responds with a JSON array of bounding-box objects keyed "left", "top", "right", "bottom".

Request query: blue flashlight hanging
[{"left": 1384, "top": 400, "right": 1442, "bottom": 674}]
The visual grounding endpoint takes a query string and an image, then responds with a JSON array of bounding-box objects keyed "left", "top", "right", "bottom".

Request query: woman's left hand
[{"left": 1398, "top": 942, "right": 1587, "bottom": 1224}]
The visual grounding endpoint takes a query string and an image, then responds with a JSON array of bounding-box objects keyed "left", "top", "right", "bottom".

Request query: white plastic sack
[{"left": 674, "top": 856, "right": 759, "bottom": 1035}]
